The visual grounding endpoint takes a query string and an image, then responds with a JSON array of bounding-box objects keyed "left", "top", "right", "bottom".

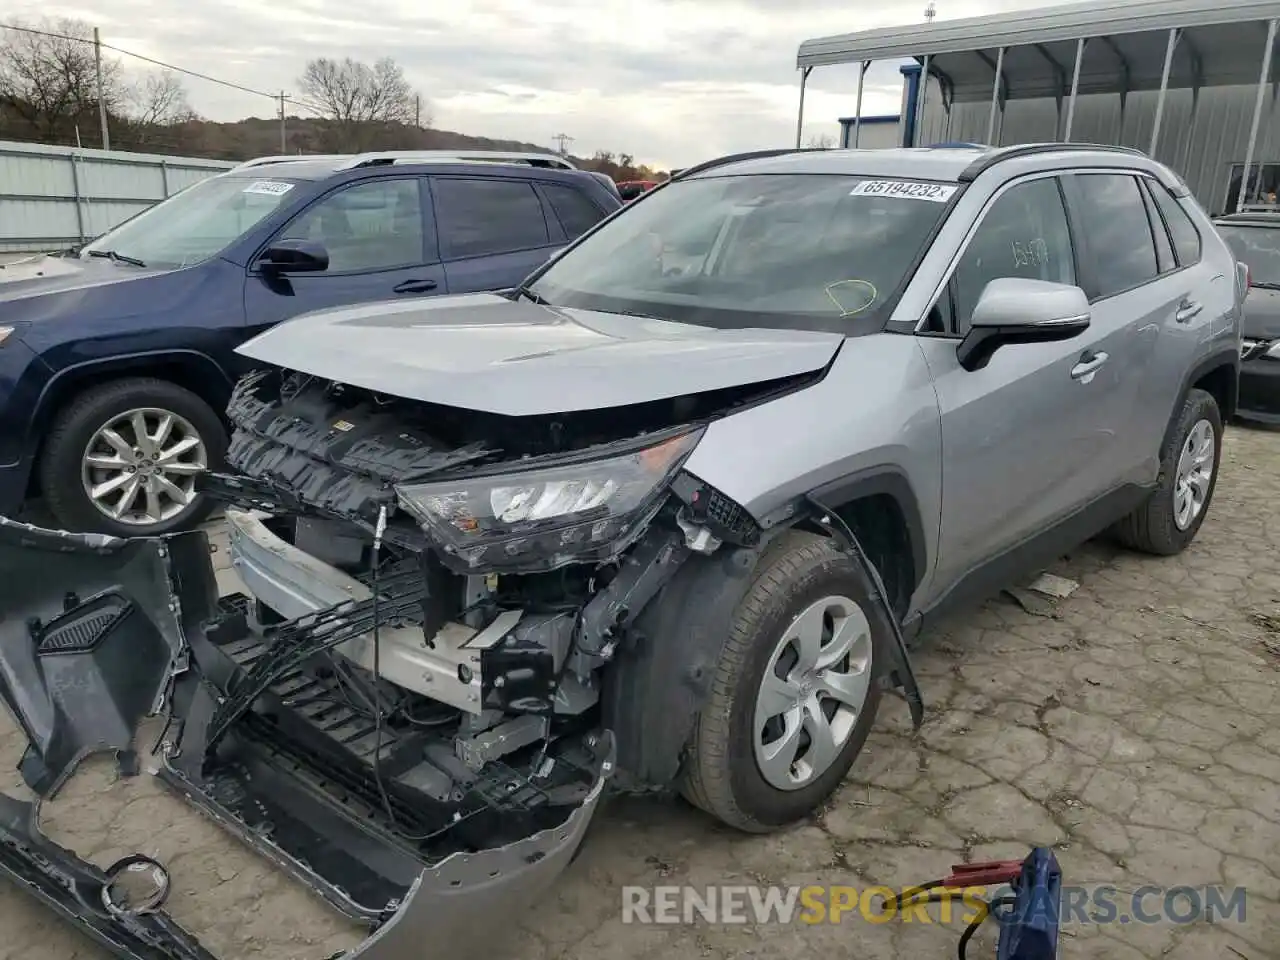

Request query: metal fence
[{"left": 0, "top": 140, "right": 235, "bottom": 254}]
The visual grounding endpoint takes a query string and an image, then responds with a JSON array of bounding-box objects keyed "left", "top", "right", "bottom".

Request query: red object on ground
[{"left": 939, "top": 859, "right": 1025, "bottom": 887}]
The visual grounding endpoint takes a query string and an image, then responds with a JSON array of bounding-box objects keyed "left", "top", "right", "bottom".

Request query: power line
[{"left": 0, "top": 20, "right": 303, "bottom": 107}]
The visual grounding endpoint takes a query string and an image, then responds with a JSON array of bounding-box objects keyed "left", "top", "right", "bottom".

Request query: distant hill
[
  {"left": 175, "top": 114, "right": 567, "bottom": 163},
  {"left": 0, "top": 107, "right": 661, "bottom": 181}
]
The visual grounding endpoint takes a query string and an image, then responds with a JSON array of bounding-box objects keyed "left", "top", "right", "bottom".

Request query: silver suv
[{"left": 0, "top": 143, "right": 1244, "bottom": 960}]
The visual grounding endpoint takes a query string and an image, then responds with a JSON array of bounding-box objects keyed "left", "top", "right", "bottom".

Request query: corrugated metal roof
[{"left": 798, "top": 0, "right": 1280, "bottom": 92}]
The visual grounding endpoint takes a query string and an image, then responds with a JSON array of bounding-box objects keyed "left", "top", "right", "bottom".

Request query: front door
[
  {"left": 243, "top": 175, "right": 445, "bottom": 341},
  {"left": 922, "top": 174, "right": 1129, "bottom": 595}
]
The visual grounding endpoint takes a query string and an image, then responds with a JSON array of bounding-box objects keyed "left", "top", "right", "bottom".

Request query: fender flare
[
  {"left": 804, "top": 464, "right": 930, "bottom": 609},
  {"left": 1160, "top": 345, "right": 1239, "bottom": 454},
  {"left": 603, "top": 478, "right": 929, "bottom": 789},
  {"left": 26, "top": 349, "right": 236, "bottom": 455}
]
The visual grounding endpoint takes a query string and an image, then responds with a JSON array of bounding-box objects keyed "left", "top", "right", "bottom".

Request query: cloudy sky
[{"left": 8, "top": 0, "right": 1087, "bottom": 168}]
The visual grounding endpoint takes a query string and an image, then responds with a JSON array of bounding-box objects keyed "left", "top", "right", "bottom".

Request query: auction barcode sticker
[
  {"left": 850, "top": 180, "right": 957, "bottom": 202},
  {"left": 243, "top": 180, "right": 295, "bottom": 196}
]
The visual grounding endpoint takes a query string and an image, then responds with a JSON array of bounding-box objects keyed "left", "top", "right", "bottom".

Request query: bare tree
[
  {"left": 125, "top": 70, "right": 198, "bottom": 129},
  {"left": 0, "top": 17, "right": 123, "bottom": 143},
  {"left": 297, "top": 56, "right": 424, "bottom": 150},
  {"left": 806, "top": 132, "right": 836, "bottom": 149}
]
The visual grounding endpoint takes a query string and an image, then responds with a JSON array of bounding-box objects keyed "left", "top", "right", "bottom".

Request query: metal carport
[{"left": 795, "top": 0, "right": 1280, "bottom": 213}]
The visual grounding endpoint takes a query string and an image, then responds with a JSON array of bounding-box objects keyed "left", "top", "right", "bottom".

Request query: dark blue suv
[{"left": 0, "top": 152, "right": 620, "bottom": 536}]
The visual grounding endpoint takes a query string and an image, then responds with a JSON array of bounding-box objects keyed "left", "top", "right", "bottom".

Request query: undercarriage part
[
  {"left": 456, "top": 715, "right": 549, "bottom": 771},
  {"left": 223, "top": 369, "right": 498, "bottom": 525},
  {"left": 670, "top": 472, "right": 762, "bottom": 546},
  {"left": 0, "top": 792, "right": 215, "bottom": 960},
  {"left": 806, "top": 496, "right": 925, "bottom": 729},
  {"left": 0, "top": 518, "right": 214, "bottom": 797},
  {"left": 0, "top": 518, "right": 618, "bottom": 960},
  {"left": 224, "top": 508, "right": 598, "bottom": 718},
  {"left": 576, "top": 527, "right": 690, "bottom": 658},
  {"left": 602, "top": 543, "right": 762, "bottom": 789}
]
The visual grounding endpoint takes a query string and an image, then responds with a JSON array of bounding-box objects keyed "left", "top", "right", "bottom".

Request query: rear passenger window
[
  {"left": 1073, "top": 174, "right": 1159, "bottom": 297},
  {"left": 1148, "top": 180, "right": 1203, "bottom": 267},
  {"left": 433, "top": 178, "right": 550, "bottom": 259},
  {"left": 542, "top": 183, "right": 605, "bottom": 238},
  {"left": 951, "top": 177, "right": 1075, "bottom": 332}
]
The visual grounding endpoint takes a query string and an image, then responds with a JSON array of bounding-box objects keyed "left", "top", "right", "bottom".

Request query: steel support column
[
  {"left": 1240, "top": 19, "right": 1279, "bottom": 212},
  {"left": 1064, "top": 38, "right": 1086, "bottom": 141},
  {"left": 796, "top": 66, "right": 813, "bottom": 148},
  {"left": 915, "top": 55, "right": 931, "bottom": 146},
  {"left": 1150, "top": 28, "right": 1180, "bottom": 156},
  {"left": 985, "top": 47, "right": 1006, "bottom": 145},
  {"left": 854, "top": 60, "right": 870, "bottom": 147}
]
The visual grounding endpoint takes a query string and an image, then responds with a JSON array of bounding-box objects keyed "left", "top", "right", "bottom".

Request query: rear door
[
  {"left": 431, "top": 176, "right": 564, "bottom": 293},
  {"left": 242, "top": 175, "right": 444, "bottom": 338},
  {"left": 537, "top": 180, "right": 610, "bottom": 242},
  {"left": 1061, "top": 172, "right": 1216, "bottom": 485}
]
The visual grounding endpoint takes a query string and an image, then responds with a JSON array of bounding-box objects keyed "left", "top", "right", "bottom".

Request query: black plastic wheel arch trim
[{"left": 806, "top": 495, "right": 925, "bottom": 730}]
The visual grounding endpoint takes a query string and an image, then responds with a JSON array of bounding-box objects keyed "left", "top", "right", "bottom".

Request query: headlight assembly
[{"left": 395, "top": 428, "right": 703, "bottom": 573}]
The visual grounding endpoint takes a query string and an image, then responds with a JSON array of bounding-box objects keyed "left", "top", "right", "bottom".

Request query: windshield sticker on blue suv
[
  {"left": 849, "top": 180, "right": 957, "bottom": 203},
  {"left": 242, "top": 180, "right": 295, "bottom": 196}
]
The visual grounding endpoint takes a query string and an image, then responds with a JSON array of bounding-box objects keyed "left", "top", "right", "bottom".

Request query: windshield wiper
[
  {"left": 513, "top": 284, "right": 551, "bottom": 305},
  {"left": 87, "top": 249, "right": 148, "bottom": 268},
  {"left": 1251, "top": 280, "right": 1280, "bottom": 290}
]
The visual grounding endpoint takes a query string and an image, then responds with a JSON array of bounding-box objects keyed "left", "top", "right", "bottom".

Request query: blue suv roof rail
[
  {"left": 229, "top": 154, "right": 353, "bottom": 171},
  {"left": 958, "top": 142, "right": 1149, "bottom": 183},
  {"left": 671, "top": 147, "right": 826, "bottom": 182},
  {"left": 337, "top": 150, "right": 577, "bottom": 171}
]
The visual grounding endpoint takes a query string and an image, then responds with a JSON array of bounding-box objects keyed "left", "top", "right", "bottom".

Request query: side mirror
[
  {"left": 957, "top": 277, "right": 1091, "bottom": 372},
  {"left": 256, "top": 239, "right": 329, "bottom": 274}
]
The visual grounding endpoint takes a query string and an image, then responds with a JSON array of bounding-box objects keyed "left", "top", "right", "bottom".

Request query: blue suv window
[
  {"left": 542, "top": 183, "right": 605, "bottom": 237},
  {"left": 434, "top": 178, "right": 550, "bottom": 259},
  {"left": 280, "top": 178, "right": 425, "bottom": 272},
  {"left": 81, "top": 175, "right": 298, "bottom": 268}
]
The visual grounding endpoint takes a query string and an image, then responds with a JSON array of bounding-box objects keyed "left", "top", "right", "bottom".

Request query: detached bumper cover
[{"left": 0, "top": 517, "right": 614, "bottom": 960}]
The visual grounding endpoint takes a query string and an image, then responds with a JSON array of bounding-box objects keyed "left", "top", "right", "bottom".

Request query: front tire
[
  {"left": 1110, "top": 387, "right": 1222, "bottom": 555},
  {"left": 39, "top": 378, "right": 227, "bottom": 537},
  {"left": 679, "top": 531, "right": 891, "bottom": 833}
]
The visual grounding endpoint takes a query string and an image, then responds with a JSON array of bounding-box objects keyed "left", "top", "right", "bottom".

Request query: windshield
[
  {"left": 528, "top": 173, "right": 954, "bottom": 332},
  {"left": 81, "top": 175, "right": 301, "bottom": 269},
  {"left": 1219, "top": 224, "right": 1280, "bottom": 288}
]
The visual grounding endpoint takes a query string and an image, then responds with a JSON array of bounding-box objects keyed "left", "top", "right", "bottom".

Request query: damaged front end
[
  {"left": 0, "top": 360, "right": 921, "bottom": 959},
  {"left": 0, "top": 516, "right": 612, "bottom": 960}
]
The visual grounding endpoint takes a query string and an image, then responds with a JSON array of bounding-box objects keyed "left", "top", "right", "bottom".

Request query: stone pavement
[{"left": 2, "top": 426, "right": 1279, "bottom": 959}]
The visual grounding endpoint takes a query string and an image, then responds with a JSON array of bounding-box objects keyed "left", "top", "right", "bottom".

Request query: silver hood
[{"left": 235, "top": 292, "right": 843, "bottom": 416}]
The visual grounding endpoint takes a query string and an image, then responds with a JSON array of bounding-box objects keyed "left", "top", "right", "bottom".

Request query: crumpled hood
[
  {"left": 235, "top": 292, "right": 844, "bottom": 416},
  {"left": 0, "top": 253, "right": 165, "bottom": 305}
]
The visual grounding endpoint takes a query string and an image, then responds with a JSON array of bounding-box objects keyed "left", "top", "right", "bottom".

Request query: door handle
[
  {"left": 1176, "top": 299, "right": 1203, "bottom": 323},
  {"left": 393, "top": 279, "right": 438, "bottom": 294},
  {"left": 1070, "top": 351, "right": 1109, "bottom": 382}
]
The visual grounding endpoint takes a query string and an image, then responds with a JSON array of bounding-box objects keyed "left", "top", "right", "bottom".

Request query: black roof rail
[
  {"left": 958, "top": 143, "right": 1149, "bottom": 183},
  {"left": 671, "top": 147, "right": 828, "bottom": 182}
]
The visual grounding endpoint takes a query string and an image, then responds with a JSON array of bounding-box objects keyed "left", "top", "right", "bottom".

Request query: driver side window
[
  {"left": 948, "top": 177, "right": 1076, "bottom": 334},
  {"left": 279, "top": 178, "right": 425, "bottom": 273}
]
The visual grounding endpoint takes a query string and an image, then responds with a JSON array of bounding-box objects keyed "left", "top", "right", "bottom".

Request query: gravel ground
[{"left": 3, "top": 425, "right": 1280, "bottom": 960}]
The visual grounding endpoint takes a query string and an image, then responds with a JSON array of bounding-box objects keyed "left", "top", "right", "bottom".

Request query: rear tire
[
  {"left": 39, "top": 377, "right": 226, "bottom": 537},
  {"left": 1110, "top": 388, "right": 1221, "bottom": 556},
  {"left": 679, "top": 531, "right": 891, "bottom": 833}
]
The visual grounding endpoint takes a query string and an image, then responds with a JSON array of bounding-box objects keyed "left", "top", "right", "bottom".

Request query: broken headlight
[{"left": 396, "top": 428, "right": 703, "bottom": 573}]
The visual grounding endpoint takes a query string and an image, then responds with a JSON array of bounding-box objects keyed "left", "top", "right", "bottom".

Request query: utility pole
[
  {"left": 552, "top": 133, "right": 574, "bottom": 156},
  {"left": 924, "top": 2, "right": 937, "bottom": 23},
  {"left": 93, "top": 27, "right": 110, "bottom": 150},
  {"left": 415, "top": 95, "right": 421, "bottom": 129},
  {"left": 279, "top": 91, "right": 287, "bottom": 152}
]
